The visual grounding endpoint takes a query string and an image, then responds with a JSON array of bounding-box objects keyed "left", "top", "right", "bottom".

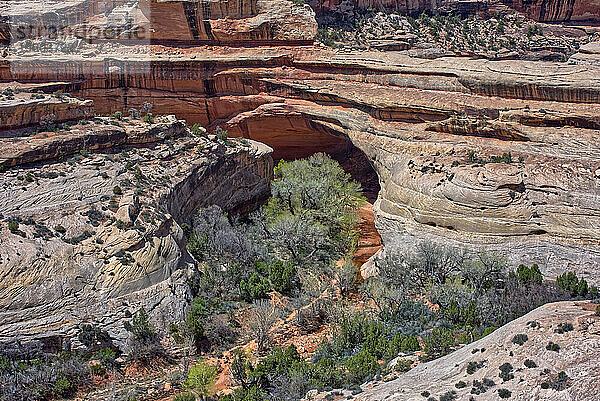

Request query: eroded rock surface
[
  {"left": 0, "top": 115, "right": 273, "bottom": 346},
  {"left": 307, "top": 301, "right": 600, "bottom": 401},
  {"left": 0, "top": 89, "right": 92, "bottom": 131},
  {"left": 503, "top": 0, "right": 600, "bottom": 22},
  {"left": 3, "top": 47, "right": 600, "bottom": 282}
]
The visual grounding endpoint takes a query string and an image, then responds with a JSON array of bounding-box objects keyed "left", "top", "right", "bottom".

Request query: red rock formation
[
  {"left": 502, "top": 0, "right": 600, "bottom": 22},
  {"left": 3, "top": 46, "right": 600, "bottom": 283}
]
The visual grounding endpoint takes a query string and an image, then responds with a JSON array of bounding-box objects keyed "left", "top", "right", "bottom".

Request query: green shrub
[
  {"left": 394, "top": 359, "right": 412, "bottom": 372},
  {"left": 113, "top": 186, "right": 123, "bottom": 195},
  {"left": 455, "top": 380, "right": 467, "bottom": 389},
  {"left": 498, "top": 388, "right": 512, "bottom": 398},
  {"left": 346, "top": 350, "right": 379, "bottom": 384},
  {"left": 556, "top": 272, "right": 588, "bottom": 297},
  {"left": 516, "top": 264, "right": 542, "bottom": 285},
  {"left": 422, "top": 328, "right": 455, "bottom": 360},
  {"left": 7, "top": 221, "right": 19, "bottom": 233},
  {"left": 142, "top": 113, "right": 155, "bottom": 124},
  {"left": 53, "top": 378, "right": 73, "bottom": 397},
  {"left": 191, "top": 123, "right": 206, "bottom": 137},
  {"left": 94, "top": 347, "right": 117, "bottom": 368},
  {"left": 215, "top": 127, "right": 228, "bottom": 141},
  {"left": 546, "top": 341, "right": 560, "bottom": 352},
  {"left": 240, "top": 272, "right": 271, "bottom": 301},
  {"left": 124, "top": 308, "right": 154, "bottom": 341},
  {"left": 183, "top": 362, "right": 218, "bottom": 398},
  {"left": 186, "top": 297, "right": 209, "bottom": 346},
  {"left": 266, "top": 260, "right": 297, "bottom": 294},
  {"left": 90, "top": 363, "right": 106, "bottom": 376}
]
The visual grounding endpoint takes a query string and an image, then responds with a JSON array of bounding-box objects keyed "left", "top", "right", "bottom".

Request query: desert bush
[
  {"left": 499, "top": 363, "right": 514, "bottom": 382},
  {"left": 556, "top": 272, "right": 589, "bottom": 297},
  {"left": 524, "top": 359, "right": 537, "bottom": 368},
  {"left": 124, "top": 308, "right": 166, "bottom": 364},
  {"left": 78, "top": 324, "right": 114, "bottom": 353},
  {"left": 546, "top": 341, "right": 560, "bottom": 352},
  {"left": 422, "top": 328, "right": 456, "bottom": 360},
  {"left": 555, "top": 322, "right": 574, "bottom": 334},
  {"left": 511, "top": 334, "right": 528, "bottom": 346},
  {"left": 0, "top": 351, "right": 90, "bottom": 401},
  {"left": 184, "top": 362, "right": 218, "bottom": 399},
  {"left": 440, "top": 390, "right": 457, "bottom": 401},
  {"left": 248, "top": 300, "right": 279, "bottom": 353}
]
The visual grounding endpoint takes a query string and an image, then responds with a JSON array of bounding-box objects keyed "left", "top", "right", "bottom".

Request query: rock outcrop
[
  {"left": 1, "top": 0, "right": 318, "bottom": 44},
  {"left": 0, "top": 115, "right": 273, "bottom": 347},
  {"left": 308, "top": 301, "right": 600, "bottom": 400},
  {"left": 3, "top": 46, "right": 600, "bottom": 283},
  {"left": 502, "top": 0, "right": 600, "bottom": 22},
  {"left": 0, "top": 90, "right": 92, "bottom": 132}
]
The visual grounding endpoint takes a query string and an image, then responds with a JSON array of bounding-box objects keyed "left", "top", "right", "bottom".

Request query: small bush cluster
[
  {"left": 499, "top": 363, "right": 514, "bottom": 382},
  {"left": 511, "top": 334, "right": 528, "bottom": 346},
  {"left": 546, "top": 342, "right": 560, "bottom": 352},
  {"left": 554, "top": 322, "right": 574, "bottom": 334}
]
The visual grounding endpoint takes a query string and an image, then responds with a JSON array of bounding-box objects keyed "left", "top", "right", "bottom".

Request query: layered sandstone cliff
[
  {"left": 3, "top": 46, "right": 600, "bottom": 283},
  {"left": 1, "top": 0, "right": 318, "bottom": 44},
  {"left": 503, "top": 0, "right": 600, "bottom": 22},
  {"left": 0, "top": 115, "right": 273, "bottom": 347},
  {"left": 0, "top": 90, "right": 92, "bottom": 132}
]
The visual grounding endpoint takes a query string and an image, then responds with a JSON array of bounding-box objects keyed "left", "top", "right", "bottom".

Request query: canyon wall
[
  {"left": 503, "top": 0, "right": 600, "bottom": 22},
  {"left": 1, "top": 0, "right": 317, "bottom": 44},
  {"left": 0, "top": 114, "right": 273, "bottom": 347},
  {"left": 5, "top": 47, "right": 598, "bottom": 283}
]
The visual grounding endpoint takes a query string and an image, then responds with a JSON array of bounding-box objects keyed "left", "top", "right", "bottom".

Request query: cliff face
[
  {"left": 1, "top": 0, "right": 318, "bottom": 44},
  {"left": 0, "top": 115, "right": 273, "bottom": 347},
  {"left": 4, "top": 47, "right": 600, "bottom": 283},
  {"left": 503, "top": 0, "right": 600, "bottom": 22},
  {"left": 0, "top": 92, "right": 92, "bottom": 132},
  {"left": 309, "top": 0, "right": 489, "bottom": 17}
]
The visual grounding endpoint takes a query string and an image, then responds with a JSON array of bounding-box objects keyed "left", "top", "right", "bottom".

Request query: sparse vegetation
[
  {"left": 524, "top": 359, "right": 537, "bottom": 368},
  {"left": 511, "top": 334, "right": 528, "bottom": 346}
]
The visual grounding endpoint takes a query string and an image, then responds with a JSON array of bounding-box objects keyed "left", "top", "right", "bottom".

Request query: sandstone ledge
[{"left": 0, "top": 119, "right": 273, "bottom": 346}]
